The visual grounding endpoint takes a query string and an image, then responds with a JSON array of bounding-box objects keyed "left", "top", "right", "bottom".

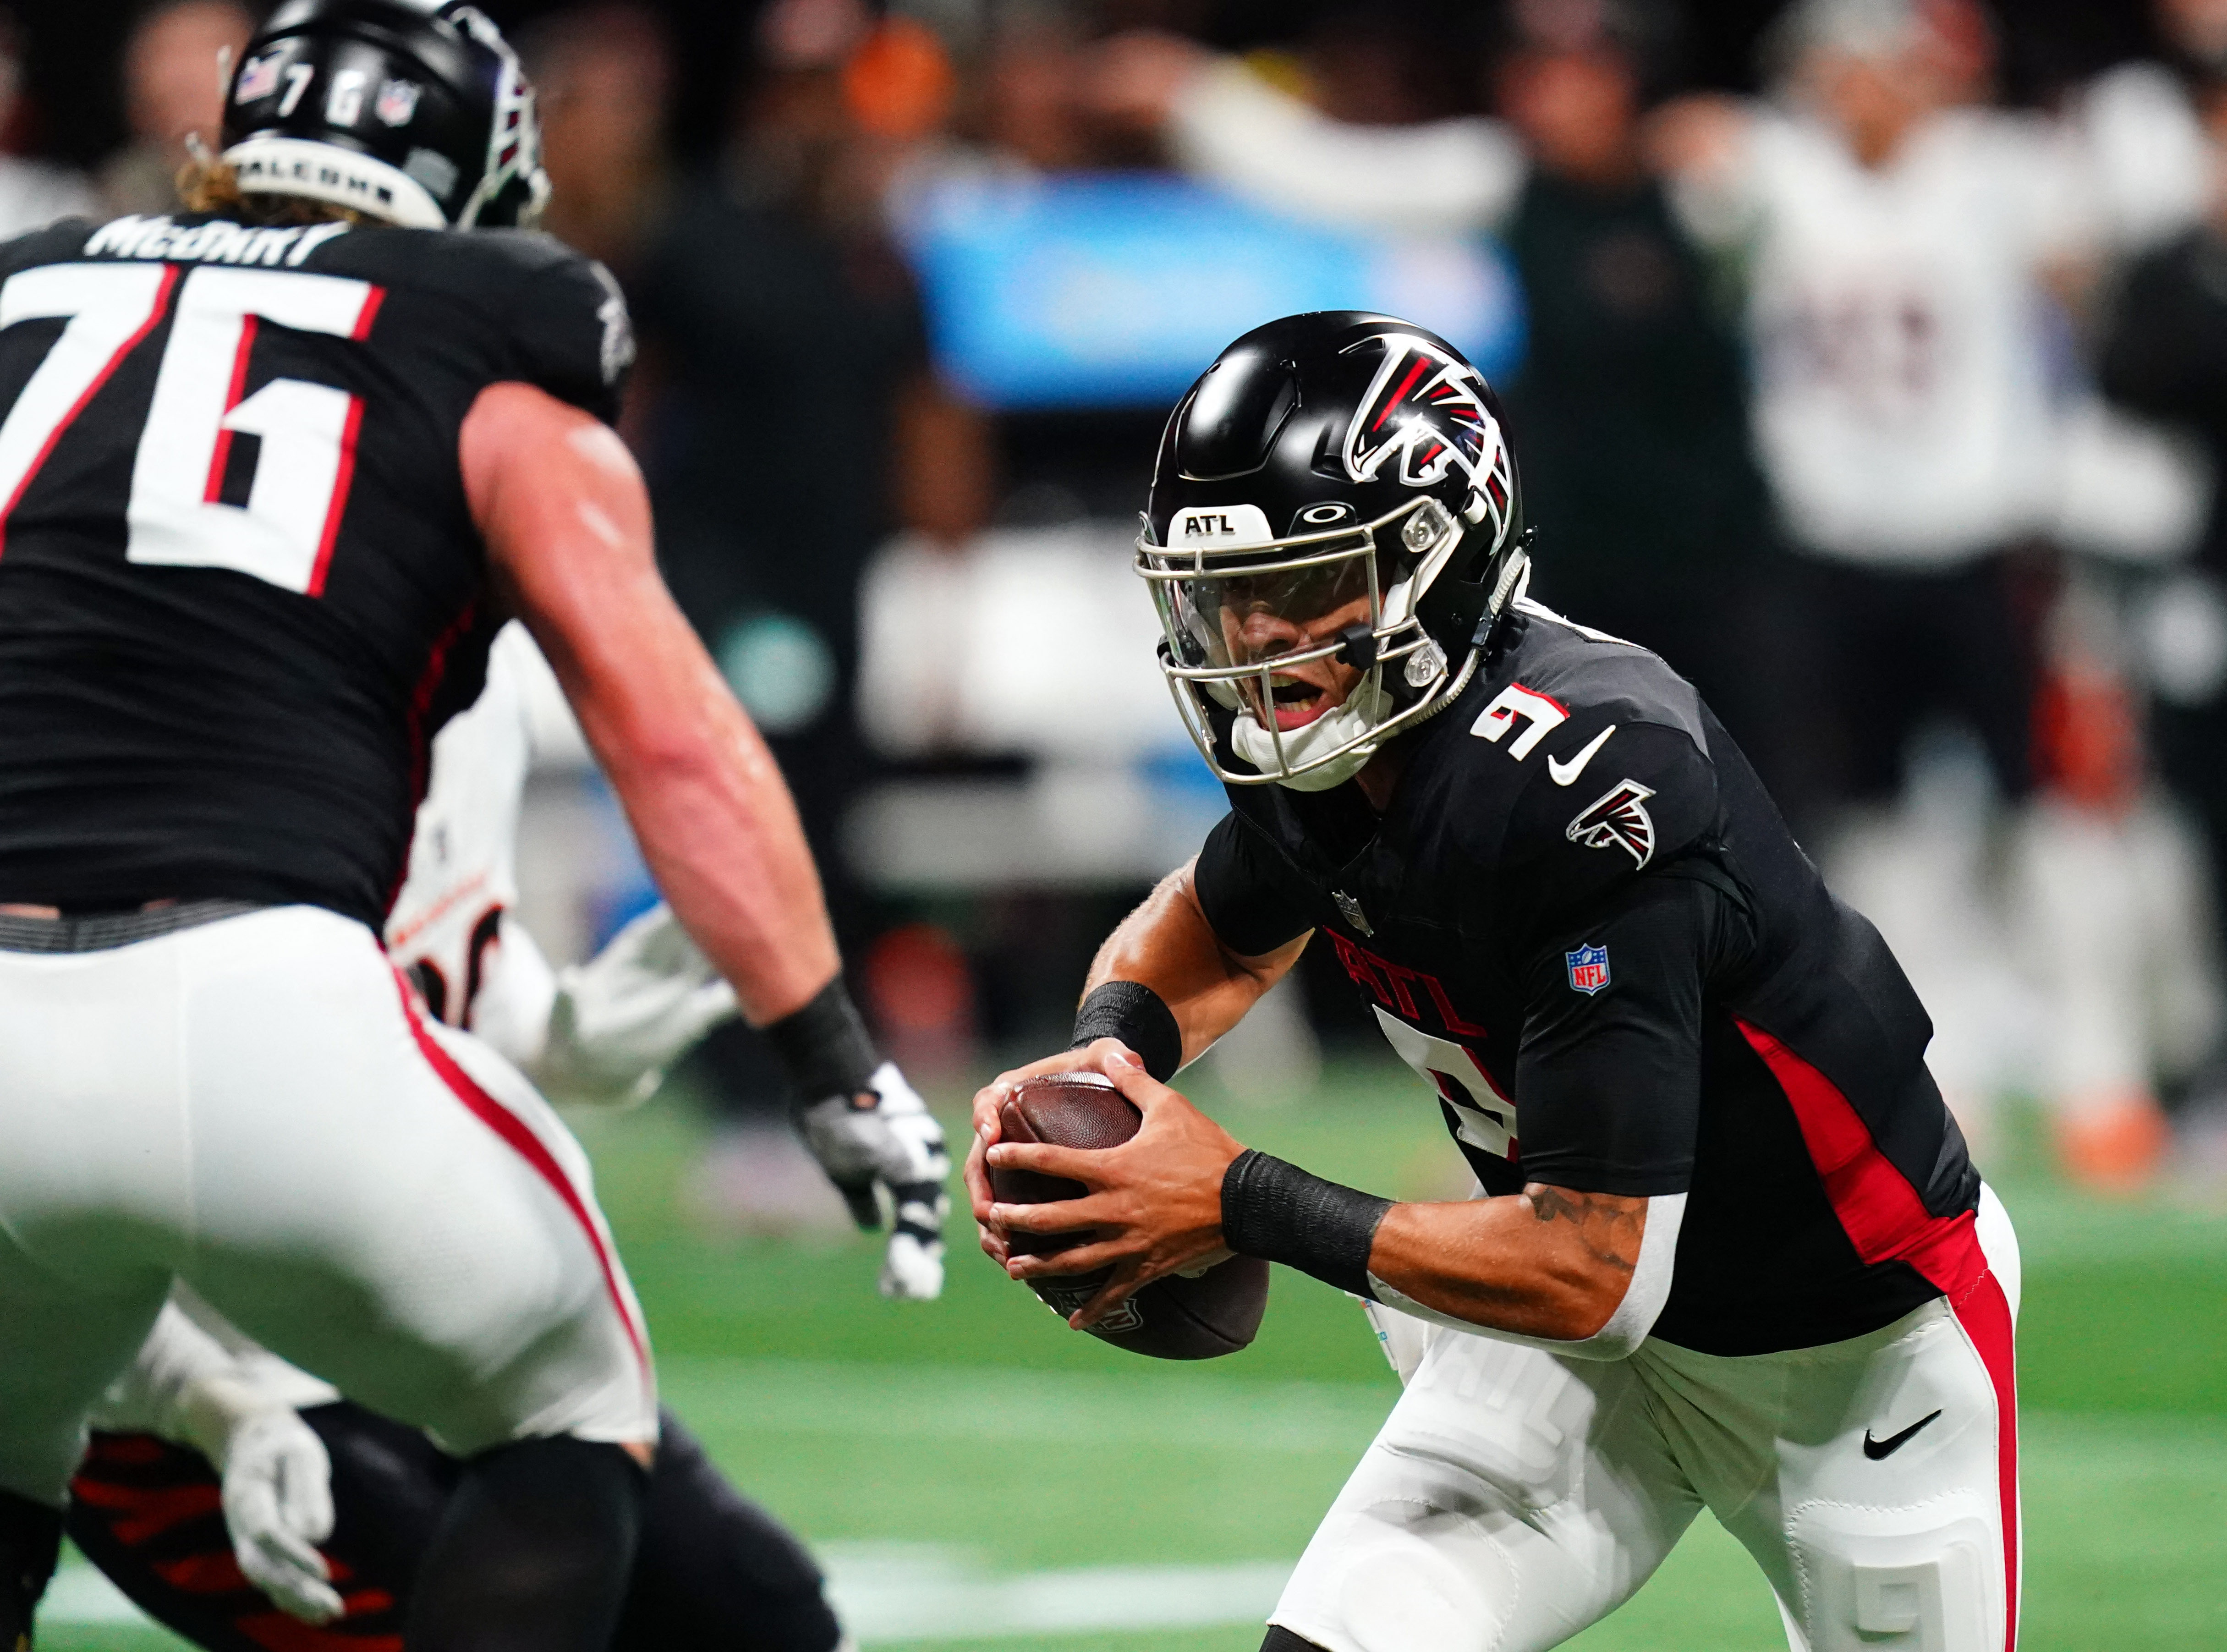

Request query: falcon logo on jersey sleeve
[
  {"left": 1566, "top": 944, "right": 1610, "bottom": 995},
  {"left": 1340, "top": 334, "right": 1515, "bottom": 537},
  {"left": 1567, "top": 779, "right": 1657, "bottom": 868}
]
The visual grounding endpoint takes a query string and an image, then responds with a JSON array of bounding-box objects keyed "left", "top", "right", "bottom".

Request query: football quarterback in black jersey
[
  {"left": 968, "top": 313, "right": 2024, "bottom": 1652},
  {"left": 0, "top": 2, "right": 945, "bottom": 1648}
]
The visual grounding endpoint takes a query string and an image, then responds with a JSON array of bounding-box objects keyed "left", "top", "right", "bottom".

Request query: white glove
[
  {"left": 216, "top": 1405, "right": 342, "bottom": 1625},
  {"left": 796, "top": 1060, "right": 950, "bottom": 1300},
  {"left": 540, "top": 903, "right": 738, "bottom": 1105}
]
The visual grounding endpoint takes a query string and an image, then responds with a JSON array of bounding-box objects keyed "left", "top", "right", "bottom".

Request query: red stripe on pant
[
  {"left": 393, "top": 971, "right": 650, "bottom": 1375},
  {"left": 1949, "top": 1270, "right": 2020, "bottom": 1652},
  {"left": 1738, "top": 1021, "right": 2019, "bottom": 1651}
]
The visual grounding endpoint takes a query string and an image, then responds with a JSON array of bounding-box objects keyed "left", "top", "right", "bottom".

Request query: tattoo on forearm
[{"left": 1523, "top": 1183, "right": 1643, "bottom": 1275}]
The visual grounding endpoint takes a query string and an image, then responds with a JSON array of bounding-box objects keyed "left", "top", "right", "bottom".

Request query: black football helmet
[
  {"left": 219, "top": 0, "right": 549, "bottom": 230},
  {"left": 1137, "top": 312, "right": 1529, "bottom": 790}
]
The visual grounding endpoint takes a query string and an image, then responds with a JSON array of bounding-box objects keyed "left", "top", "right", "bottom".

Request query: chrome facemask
[{"left": 1136, "top": 495, "right": 1478, "bottom": 789}]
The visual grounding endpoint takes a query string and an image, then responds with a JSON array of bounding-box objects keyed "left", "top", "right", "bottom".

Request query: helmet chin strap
[{"left": 1230, "top": 677, "right": 1394, "bottom": 792}]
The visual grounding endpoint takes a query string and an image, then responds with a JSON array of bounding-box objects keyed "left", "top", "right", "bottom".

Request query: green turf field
[{"left": 37, "top": 1060, "right": 2227, "bottom": 1651}]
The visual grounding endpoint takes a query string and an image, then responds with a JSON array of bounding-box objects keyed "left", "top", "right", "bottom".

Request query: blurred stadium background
[{"left": 8, "top": 0, "right": 2227, "bottom": 1646}]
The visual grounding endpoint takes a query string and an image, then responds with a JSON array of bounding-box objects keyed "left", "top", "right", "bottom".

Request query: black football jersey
[
  {"left": 0, "top": 211, "right": 631, "bottom": 927},
  {"left": 1194, "top": 598, "right": 1984, "bottom": 1356}
]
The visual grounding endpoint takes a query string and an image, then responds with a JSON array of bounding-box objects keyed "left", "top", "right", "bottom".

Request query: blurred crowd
[{"left": 11, "top": 0, "right": 2227, "bottom": 1204}]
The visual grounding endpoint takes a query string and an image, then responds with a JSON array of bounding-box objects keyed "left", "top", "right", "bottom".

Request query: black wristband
[
  {"left": 763, "top": 977, "right": 881, "bottom": 1104},
  {"left": 1070, "top": 980, "right": 1183, "bottom": 1083},
  {"left": 1220, "top": 1149, "right": 1393, "bottom": 1299}
]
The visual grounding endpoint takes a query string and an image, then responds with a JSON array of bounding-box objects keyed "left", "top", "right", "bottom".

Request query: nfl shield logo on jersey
[{"left": 1566, "top": 943, "right": 1610, "bottom": 995}]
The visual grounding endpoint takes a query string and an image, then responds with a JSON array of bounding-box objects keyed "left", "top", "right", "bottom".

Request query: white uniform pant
[
  {"left": 0, "top": 905, "right": 656, "bottom": 1506},
  {"left": 1277, "top": 1193, "right": 2021, "bottom": 1652}
]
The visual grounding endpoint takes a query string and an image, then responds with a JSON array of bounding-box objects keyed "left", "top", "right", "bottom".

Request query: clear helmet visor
[
  {"left": 1156, "top": 538, "right": 1376, "bottom": 726},
  {"left": 1136, "top": 496, "right": 1474, "bottom": 787}
]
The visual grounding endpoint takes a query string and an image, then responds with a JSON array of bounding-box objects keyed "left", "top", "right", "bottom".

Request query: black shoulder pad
[
  {"left": 0, "top": 217, "right": 100, "bottom": 283},
  {"left": 1502, "top": 599, "right": 1711, "bottom": 750},
  {"left": 498, "top": 240, "right": 634, "bottom": 426}
]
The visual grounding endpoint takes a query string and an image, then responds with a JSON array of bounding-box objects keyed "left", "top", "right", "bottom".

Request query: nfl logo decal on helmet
[
  {"left": 1566, "top": 944, "right": 1611, "bottom": 995},
  {"left": 1567, "top": 780, "right": 1658, "bottom": 868}
]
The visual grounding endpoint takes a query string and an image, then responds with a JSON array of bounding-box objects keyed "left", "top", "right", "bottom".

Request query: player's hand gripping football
[
  {"left": 796, "top": 1061, "right": 951, "bottom": 1300},
  {"left": 969, "top": 1040, "right": 1246, "bottom": 1329}
]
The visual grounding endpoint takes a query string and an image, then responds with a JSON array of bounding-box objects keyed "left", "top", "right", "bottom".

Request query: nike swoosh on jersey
[
  {"left": 1547, "top": 724, "right": 1617, "bottom": 787},
  {"left": 1862, "top": 1409, "right": 1943, "bottom": 1460}
]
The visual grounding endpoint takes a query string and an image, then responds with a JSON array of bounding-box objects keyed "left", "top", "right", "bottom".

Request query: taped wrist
[
  {"left": 764, "top": 977, "right": 881, "bottom": 1104},
  {"left": 1069, "top": 980, "right": 1182, "bottom": 1083},
  {"left": 1221, "top": 1149, "right": 1392, "bottom": 1299}
]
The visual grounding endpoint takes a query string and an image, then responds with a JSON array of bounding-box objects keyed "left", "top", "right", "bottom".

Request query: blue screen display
[{"left": 899, "top": 171, "right": 1526, "bottom": 410}]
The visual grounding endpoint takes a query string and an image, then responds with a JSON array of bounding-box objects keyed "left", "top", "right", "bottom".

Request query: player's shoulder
[
  {"left": 308, "top": 223, "right": 604, "bottom": 304},
  {"left": 314, "top": 225, "right": 634, "bottom": 420},
  {"left": 1495, "top": 598, "right": 1711, "bottom": 736},
  {"left": 0, "top": 214, "right": 109, "bottom": 278},
  {"left": 1438, "top": 601, "right": 1721, "bottom": 886}
]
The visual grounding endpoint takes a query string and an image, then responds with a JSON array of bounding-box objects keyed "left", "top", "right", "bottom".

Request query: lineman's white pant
[
  {"left": 0, "top": 904, "right": 656, "bottom": 1507},
  {"left": 1277, "top": 1193, "right": 2021, "bottom": 1652}
]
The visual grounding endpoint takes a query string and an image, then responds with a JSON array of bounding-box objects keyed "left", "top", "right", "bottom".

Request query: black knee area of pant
[
  {"left": 405, "top": 1436, "right": 647, "bottom": 1652},
  {"left": 0, "top": 1489, "right": 61, "bottom": 1651},
  {"left": 612, "top": 1409, "right": 842, "bottom": 1652},
  {"left": 1261, "top": 1627, "right": 1328, "bottom": 1652}
]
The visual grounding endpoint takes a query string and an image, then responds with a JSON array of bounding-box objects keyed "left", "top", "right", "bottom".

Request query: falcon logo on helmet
[
  {"left": 1342, "top": 334, "right": 1516, "bottom": 549},
  {"left": 1566, "top": 780, "right": 1658, "bottom": 869}
]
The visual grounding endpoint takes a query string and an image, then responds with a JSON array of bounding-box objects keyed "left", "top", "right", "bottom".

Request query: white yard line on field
[
  {"left": 823, "top": 1543, "right": 1289, "bottom": 1641},
  {"left": 39, "top": 1543, "right": 1291, "bottom": 1643}
]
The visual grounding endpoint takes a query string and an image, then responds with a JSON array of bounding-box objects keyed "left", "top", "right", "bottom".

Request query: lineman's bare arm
[{"left": 461, "top": 381, "right": 838, "bottom": 1025}]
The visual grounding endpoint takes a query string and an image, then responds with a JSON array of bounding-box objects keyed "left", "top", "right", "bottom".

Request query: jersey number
[{"left": 0, "top": 261, "right": 382, "bottom": 594}]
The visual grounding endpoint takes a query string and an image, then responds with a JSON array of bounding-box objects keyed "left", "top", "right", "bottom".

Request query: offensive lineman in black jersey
[
  {"left": 966, "top": 313, "right": 2024, "bottom": 1652},
  {"left": 0, "top": 2, "right": 947, "bottom": 1647}
]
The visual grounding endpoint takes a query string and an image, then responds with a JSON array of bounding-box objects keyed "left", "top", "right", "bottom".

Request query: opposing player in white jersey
[
  {"left": 1647, "top": 0, "right": 2215, "bottom": 1183},
  {"left": 68, "top": 621, "right": 905, "bottom": 1647},
  {"left": 0, "top": 1, "right": 946, "bottom": 1645}
]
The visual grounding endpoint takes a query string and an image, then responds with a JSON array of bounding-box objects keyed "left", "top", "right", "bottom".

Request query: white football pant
[
  {"left": 1277, "top": 1189, "right": 2021, "bottom": 1652},
  {"left": 0, "top": 904, "right": 656, "bottom": 1507}
]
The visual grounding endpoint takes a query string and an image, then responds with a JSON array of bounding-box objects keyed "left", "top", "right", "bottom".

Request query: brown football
[{"left": 991, "top": 1070, "right": 1268, "bottom": 1360}]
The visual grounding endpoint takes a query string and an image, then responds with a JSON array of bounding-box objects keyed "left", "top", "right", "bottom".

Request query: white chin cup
[{"left": 1229, "top": 676, "right": 1393, "bottom": 792}]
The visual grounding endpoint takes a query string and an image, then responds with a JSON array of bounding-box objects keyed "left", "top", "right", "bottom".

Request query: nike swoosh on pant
[
  {"left": 1547, "top": 724, "right": 1617, "bottom": 787},
  {"left": 1862, "top": 1408, "right": 1943, "bottom": 1459}
]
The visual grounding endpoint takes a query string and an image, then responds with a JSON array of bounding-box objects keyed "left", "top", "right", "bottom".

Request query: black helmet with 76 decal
[
  {"left": 220, "top": 0, "right": 549, "bottom": 231},
  {"left": 1136, "top": 311, "right": 1529, "bottom": 792}
]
